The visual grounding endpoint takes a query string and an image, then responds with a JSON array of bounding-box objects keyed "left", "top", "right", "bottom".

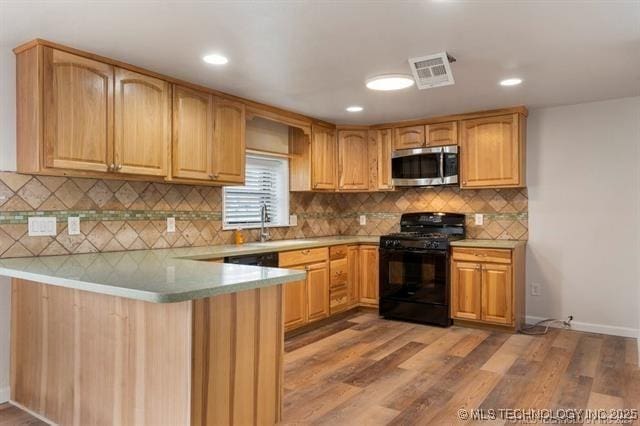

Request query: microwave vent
[{"left": 408, "top": 52, "right": 456, "bottom": 90}]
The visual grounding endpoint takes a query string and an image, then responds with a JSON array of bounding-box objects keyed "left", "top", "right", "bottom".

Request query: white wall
[
  {"left": 526, "top": 97, "right": 640, "bottom": 337},
  {"left": 0, "top": 43, "right": 15, "bottom": 402}
]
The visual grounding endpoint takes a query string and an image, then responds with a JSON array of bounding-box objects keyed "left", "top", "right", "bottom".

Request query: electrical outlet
[
  {"left": 475, "top": 213, "right": 484, "bottom": 226},
  {"left": 28, "top": 217, "right": 57, "bottom": 236},
  {"left": 289, "top": 214, "right": 298, "bottom": 226},
  {"left": 167, "top": 217, "right": 176, "bottom": 233},
  {"left": 531, "top": 282, "right": 541, "bottom": 296},
  {"left": 359, "top": 215, "right": 367, "bottom": 226},
  {"left": 67, "top": 217, "right": 81, "bottom": 235}
]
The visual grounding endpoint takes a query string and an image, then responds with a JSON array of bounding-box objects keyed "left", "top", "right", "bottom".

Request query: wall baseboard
[
  {"left": 526, "top": 315, "right": 639, "bottom": 338},
  {"left": 0, "top": 386, "right": 9, "bottom": 403}
]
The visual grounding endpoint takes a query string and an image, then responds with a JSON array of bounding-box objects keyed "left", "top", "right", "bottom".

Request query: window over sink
[{"left": 223, "top": 154, "right": 289, "bottom": 229}]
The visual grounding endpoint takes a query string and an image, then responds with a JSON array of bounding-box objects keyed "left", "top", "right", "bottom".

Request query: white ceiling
[{"left": 1, "top": 1, "right": 639, "bottom": 124}]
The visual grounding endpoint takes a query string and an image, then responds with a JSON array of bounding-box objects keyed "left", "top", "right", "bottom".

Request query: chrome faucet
[{"left": 259, "top": 202, "right": 270, "bottom": 243}]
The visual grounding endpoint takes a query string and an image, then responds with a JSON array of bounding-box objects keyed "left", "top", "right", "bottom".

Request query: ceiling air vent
[{"left": 408, "top": 52, "right": 456, "bottom": 90}]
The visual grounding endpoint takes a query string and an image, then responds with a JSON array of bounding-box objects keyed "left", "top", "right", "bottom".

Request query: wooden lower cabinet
[
  {"left": 306, "top": 262, "right": 330, "bottom": 322},
  {"left": 347, "top": 245, "right": 360, "bottom": 307},
  {"left": 450, "top": 245, "right": 525, "bottom": 330},
  {"left": 450, "top": 261, "right": 482, "bottom": 321},
  {"left": 282, "top": 244, "right": 379, "bottom": 331},
  {"left": 358, "top": 245, "right": 379, "bottom": 307},
  {"left": 481, "top": 263, "right": 513, "bottom": 324},
  {"left": 283, "top": 278, "right": 307, "bottom": 330},
  {"left": 280, "top": 248, "right": 330, "bottom": 332}
]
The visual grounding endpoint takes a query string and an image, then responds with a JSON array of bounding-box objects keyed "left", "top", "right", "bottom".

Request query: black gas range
[{"left": 379, "top": 212, "right": 465, "bottom": 327}]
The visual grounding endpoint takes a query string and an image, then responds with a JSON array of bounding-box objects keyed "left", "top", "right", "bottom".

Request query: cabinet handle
[
  {"left": 301, "top": 249, "right": 310, "bottom": 255},
  {"left": 109, "top": 163, "right": 115, "bottom": 172},
  {"left": 116, "top": 164, "right": 123, "bottom": 171}
]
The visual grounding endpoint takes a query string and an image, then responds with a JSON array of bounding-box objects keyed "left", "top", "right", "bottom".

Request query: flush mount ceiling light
[
  {"left": 346, "top": 106, "right": 364, "bottom": 112},
  {"left": 202, "top": 54, "right": 229, "bottom": 65},
  {"left": 500, "top": 78, "right": 522, "bottom": 86},
  {"left": 365, "top": 74, "right": 415, "bottom": 91}
]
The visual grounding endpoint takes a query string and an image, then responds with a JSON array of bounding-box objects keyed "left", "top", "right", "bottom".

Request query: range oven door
[
  {"left": 391, "top": 146, "right": 458, "bottom": 186},
  {"left": 379, "top": 248, "right": 449, "bottom": 305}
]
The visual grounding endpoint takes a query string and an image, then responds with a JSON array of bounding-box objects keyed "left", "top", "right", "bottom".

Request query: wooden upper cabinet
[
  {"left": 172, "top": 85, "right": 214, "bottom": 180},
  {"left": 426, "top": 121, "right": 458, "bottom": 146},
  {"left": 311, "top": 125, "right": 337, "bottom": 190},
  {"left": 450, "top": 261, "right": 482, "bottom": 321},
  {"left": 376, "top": 129, "right": 393, "bottom": 190},
  {"left": 481, "top": 264, "right": 513, "bottom": 325},
  {"left": 338, "top": 130, "right": 368, "bottom": 191},
  {"left": 460, "top": 113, "right": 525, "bottom": 188},
  {"left": 394, "top": 125, "right": 425, "bottom": 150},
  {"left": 212, "top": 98, "right": 246, "bottom": 183},
  {"left": 42, "top": 47, "right": 114, "bottom": 173},
  {"left": 114, "top": 68, "right": 170, "bottom": 176}
]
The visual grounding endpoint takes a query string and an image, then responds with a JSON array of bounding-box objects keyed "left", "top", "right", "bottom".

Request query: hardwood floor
[
  {"left": 2, "top": 310, "right": 639, "bottom": 425},
  {"left": 0, "top": 403, "right": 45, "bottom": 425},
  {"left": 282, "top": 311, "right": 640, "bottom": 425}
]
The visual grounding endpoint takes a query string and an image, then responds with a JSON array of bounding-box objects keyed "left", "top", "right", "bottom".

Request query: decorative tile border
[{"left": 0, "top": 210, "right": 222, "bottom": 224}]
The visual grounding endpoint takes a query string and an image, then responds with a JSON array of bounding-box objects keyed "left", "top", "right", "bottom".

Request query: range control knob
[{"left": 423, "top": 241, "right": 439, "bottom": 249}]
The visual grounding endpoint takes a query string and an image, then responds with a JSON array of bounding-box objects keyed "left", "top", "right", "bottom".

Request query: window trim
[{"left": 222, "top": 153, "right": 290, "bottom": 230}]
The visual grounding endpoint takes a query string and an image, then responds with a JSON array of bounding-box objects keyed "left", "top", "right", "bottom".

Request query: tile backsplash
[{"left": 0, "top": 172, "right": 527, "bottom": 258}]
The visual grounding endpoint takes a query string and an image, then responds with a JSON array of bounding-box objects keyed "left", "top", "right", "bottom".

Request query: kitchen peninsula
[{"left": 0, "top": 244, "right": 311, "bottom": 425}]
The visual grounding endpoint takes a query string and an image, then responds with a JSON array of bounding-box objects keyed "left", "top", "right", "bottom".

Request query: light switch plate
[
  {"left": 28, "top": 217, "right": 57, "bottom": 236},
  {"left": 474, "top": 214, "right": 484, "bottom": 226},
  {"left": 359, "top": 215, "right": 367, "bottom": 226},
  {"left": 167, "top": 217, "right": 176, "bottom": 233},
  {"left": 67, "top": 217, "right": 81, "bottom": 235},
  {"left": 289, "top": 214, "right": 298, "bottom": 226}
]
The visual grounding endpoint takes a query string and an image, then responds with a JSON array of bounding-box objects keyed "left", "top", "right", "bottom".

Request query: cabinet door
[
  {"left": 311, "top": 125, "right": 337, "bottom": 190},
  {"left": 426, "top": 121, "right": 458, "bottom": 146},
  {"left": 347, "top": 245, "right": 360, "bottom": 307},
  {"left": 43, "top": 48, "right": 113, "bottom": 173},
  {"left": 451, "top": 261, "right": 482, "bottom": 320},
  {"left": 358, "top": 246, "right": 379, "bottom": 306},
  {"left": 393, "top": 125, "right": 425, "bottom": 150},
  {"left": 283, "top": 278, "right": 307, "bottom": 331},
  {"left": 481, "top": 263, "right": 513, "bottom": 325},
  {"left": 307, "top": 262, "right": 330, "bottom": 322},
  {"left": 460, "top": 113, "right": 522, "bottom": 188},
  {"left": 377, "top": 129, "right": 393, "bottom": 190},
  {"left": 338, "top": 130, "right": 369, "bottom": 190},
  {"left": 212, "top": 98, "right": 245, "bottom": 183},
  {"left": 172, "top": 85, "right": 214, "bottom": 180},
  {"left": 114, "top": 68, "right": 170, "bottom": 176}
]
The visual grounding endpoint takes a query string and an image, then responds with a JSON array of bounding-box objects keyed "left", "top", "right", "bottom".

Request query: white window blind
[{"left": 223, "top": 154, "right": 289, "bottom": 229}]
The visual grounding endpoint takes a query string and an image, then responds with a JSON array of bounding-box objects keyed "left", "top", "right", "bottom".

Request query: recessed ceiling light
[
  {"left": 500, "top": 78, "right": 522, "bottom": 86},
  {"left": 366, "top": 74, "right": 415, "bottom": 91},
  {"left": 203, "top": 54, "right": 229, "bottom": 65},
  {"left": 346, "top": 106, "right": 363, "bottom": 112}
]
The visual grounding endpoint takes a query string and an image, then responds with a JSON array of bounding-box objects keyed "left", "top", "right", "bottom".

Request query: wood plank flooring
[
  {"left": 282, "top": 311, "right": 640, "bottom": 425},
  {"left": 2, "top": 310, "right": 639, "bottom": 425}
]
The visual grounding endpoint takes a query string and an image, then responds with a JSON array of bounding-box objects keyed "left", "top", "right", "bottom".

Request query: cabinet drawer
[
  {"left": 329, "top": 245, "right": 348, "bottom": 260},
  {"left": 330, "top": 288, "right": 348, "bottom": 313},
  {"left": 279, "top": 247, "right": 328, "bottom": 267},
  {"left": 452, "top": 248, "right": 512, "bottom": 264},
  {"left": 329, "top": 258, "right": 348, "bottom": 287}
]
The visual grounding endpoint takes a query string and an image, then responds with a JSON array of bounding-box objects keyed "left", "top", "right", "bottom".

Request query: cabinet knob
[
  {"left": 116, "top": 164, "right": 122, "bottom": 171},
  {"left": 301, "top": 249, "right": 310, "bottom": 255},
  {"left": 109, "top": 163, "right": 115, "bottom": 171}
]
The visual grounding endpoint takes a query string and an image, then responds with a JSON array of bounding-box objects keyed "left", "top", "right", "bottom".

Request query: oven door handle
[
  {"left": 380, "top": 248, "right": 449, "bottom": 256},
  {"left": 439, "top": 150, "right": 444, "bottom": 182}
]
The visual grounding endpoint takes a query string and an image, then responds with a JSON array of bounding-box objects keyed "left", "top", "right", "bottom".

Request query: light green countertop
[
  {"left": 0, "top": 236, "right": 379, "bottom": 303},
  {"left": 450, "top": 239, "right": 526, "bottom": 249}
]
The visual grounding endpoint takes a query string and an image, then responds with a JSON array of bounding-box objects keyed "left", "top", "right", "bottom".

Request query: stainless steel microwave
[{"left": 391, "top": 146, "right": 458, "bottom": 187}]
